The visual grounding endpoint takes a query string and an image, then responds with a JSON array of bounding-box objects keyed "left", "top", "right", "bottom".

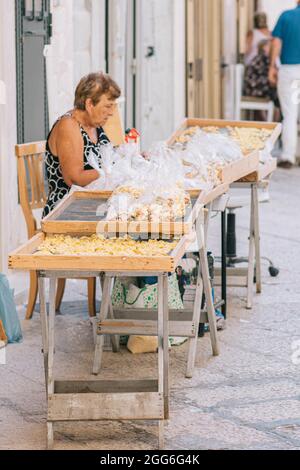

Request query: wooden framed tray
[
  {"left": 8, "top": 232, "right": 195, "bottom": 273},
  {"left": 238, "top": 158, "right": 277, "bottom": 183},
  {"left": 189, "top": 183, "right": 229, "bottom": 205},
  {"left": 167, "top": 118, "right": 282, "bottom": 185},
  {"left": 41, "top": 190, "right": 205, "bottom": 235}
]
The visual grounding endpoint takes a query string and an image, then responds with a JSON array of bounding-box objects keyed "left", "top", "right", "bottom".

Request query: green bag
[{"left": 111, "top": 273, "right": 183, "bottom": 310}]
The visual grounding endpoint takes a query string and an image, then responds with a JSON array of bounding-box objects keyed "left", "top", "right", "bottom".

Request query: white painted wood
[
  {"left": 247, "top": 186, "right": 255, "bottom": 310},
  {"left": 92, "top": 275, "right": 112, "bottom": 374},
  {"left": 186, "top": 274, "right": 203, "bottom": 378},
  {"left": 162, "top": 274, "right": 169, "bottom": 419},
  {"left": 48, "top": 277, "right": 56, "bottom": 396},
  {"left": 38, "top": 276, "right": 49, "bottom": 387},
  {"left": 48, "top": 392, "right": 164, "bottom": 421},
  {"left": 113, "top": 308, "right": 208, "bottom": 325},
  {"left": 157, "top": 274, "right": 164, "bottom": 400},
  {"left": 99, "top": 275, "right": 120, "bottom": 353},
  {"left": 198, "top": 224, "right": 219, "bottom": 356},
  {"left": 47, "top": 422, "right": 54, "bottom": 450},
  {"left": 100, "top": 319, "right": 195, "bottom": 337},
  {"left": 253, "top": 185, "right": 262, "bottom": 294},
  {"left": 158, "top": 420, "right": 164, "bottom": 450}
]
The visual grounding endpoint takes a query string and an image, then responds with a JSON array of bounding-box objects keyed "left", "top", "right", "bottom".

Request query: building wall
[
  {"left": 46, "top": 0, "right": 106, "bottom": 128},
  {"left": 137, "top": 0, "right": 186, "bottom": 149},
  {"left": 0, "top": 0, "right": 27, "bottom": 280},
  {"left": 258, "top": 0, "right": 297, "bottom": 29}
]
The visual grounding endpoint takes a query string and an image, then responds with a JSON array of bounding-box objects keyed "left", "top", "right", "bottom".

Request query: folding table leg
[
  {"left": 107, "top": 278, "right": 120, "bottom": 353},
  {"left": 47, "top": 276, "right": 56, "bottom": 449},
  {"left": 186, "top": 274, "right": 203, "bottom": 379},
  {"left": 92, "top": 275, "right": 112, "bottom": 375},
  {"left": 98, "top": 274, "right": 119, "bottom": 352},
  {"left": 204, "top": 202, "right": 212, "bottom": 242},
  {"left": 38, "top": 275, "right": 48, "bottom": 387},
  {"left": 253, "top": 184, "right": 262, "bottom": 294},
  {"left": 197, "top": 221, "right": 220, "bottom": 356},
  {"left": 247, "top": 186, "right": 255, "bottom": 309},
  {"left": 157, "top": 274, "right": 169, "bottom": 449},
  {"left": 158, "top": 420, "right": 165, "bottom": 450}
]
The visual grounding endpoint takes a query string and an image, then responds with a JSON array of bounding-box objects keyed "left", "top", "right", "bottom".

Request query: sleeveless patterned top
[{"left": 42, "top": 113, "right": 109, "bottom": 218}]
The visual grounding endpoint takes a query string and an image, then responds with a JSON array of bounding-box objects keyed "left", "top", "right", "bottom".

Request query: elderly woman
[
  {"left": 244, "top": 12, "right": 271, "bottom": 66},
  {"left": 42, "top": 72, "right": 121, "bottom": 217}
]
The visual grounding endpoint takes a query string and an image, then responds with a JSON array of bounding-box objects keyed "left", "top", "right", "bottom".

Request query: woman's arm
[
  {"left": 269, "top": 37, "right": 282, "bottom": 86},
  {"left": 245, "top": 30, "right": 254, "bottom": 56},
  {"left": 55, "top": 118, "right": 100, "bottom": 187}
]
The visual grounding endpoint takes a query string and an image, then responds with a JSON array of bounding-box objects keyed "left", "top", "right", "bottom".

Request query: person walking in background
[
  {"left": 269, "top": 1, "right": 300, "bottom": 169},
  {"left": 244, "top": 39, "right": 281, "bottom": 121},
  {"left": 176, "top": 266, "right": 187, "bottom": 302},
  {"left": 244, "top": 12, "right": 271, "bottom": 67}
]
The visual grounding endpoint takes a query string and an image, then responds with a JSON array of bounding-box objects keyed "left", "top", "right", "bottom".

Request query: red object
[{"left": 125, "top": 128, "right": 140, "bottom": 144}]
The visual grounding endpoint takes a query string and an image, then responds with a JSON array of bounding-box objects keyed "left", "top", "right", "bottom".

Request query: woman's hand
[
  {"left": 268, "top": 65, "right": 278, "bottom": 86},
  {"left": 141, "top": 151, "right": 150, "bottom": 160}
]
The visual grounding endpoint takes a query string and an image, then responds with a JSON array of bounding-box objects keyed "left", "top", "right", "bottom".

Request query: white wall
[
  {"left": 258, "top": 0, "right": 297, "bottom": 29},
  {"left": 0, "top": 0, "right": 27, "bottom": 277},
  {"left": 46, "top": 0, "right": 106, "bottom": 127}
]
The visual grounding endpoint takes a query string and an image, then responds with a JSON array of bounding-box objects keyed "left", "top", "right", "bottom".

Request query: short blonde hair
[{"left": 74, "top": 72, "right": 121, "bottom": 110}]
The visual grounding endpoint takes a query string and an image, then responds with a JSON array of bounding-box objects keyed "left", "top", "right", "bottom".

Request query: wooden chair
[
  {"left": 234, "top": 64, "right": 274, "bottom": 121},
  {"left": 15, "top": 141, "right": 96, "bottom": 320}
]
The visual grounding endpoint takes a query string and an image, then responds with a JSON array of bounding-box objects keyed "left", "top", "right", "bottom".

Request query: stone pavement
[{"left": 0, "top": 167, "right": 300, "bottom": 450}]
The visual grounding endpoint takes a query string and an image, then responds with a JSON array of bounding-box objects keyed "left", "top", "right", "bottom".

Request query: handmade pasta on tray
[
  {"left": 8, "top": 232, "right": 193, "bottom": 272},
  {"left": 167, "top": 118, "right": 282, "bottom": 185}
]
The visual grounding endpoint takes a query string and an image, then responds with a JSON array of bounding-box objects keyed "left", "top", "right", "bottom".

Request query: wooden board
[
  {"left": 167, "top": 117, "right": 282, "bottom": 148},
  {"left": 167, "top": 118, "right": 282, "bottom": 184},
  {"left": 8, "top": 231, "right": 194, "bottom": 273},
  {"left": 238, "top": 158, "right": 277, "bottom": 182},
  {"left": 48, "top": 391, "right": 164, "bottom": 421},
  {"left": 103, "top": 104, "right": 125, "bottom": 146},
  {"left": 41, "top": 190, "right": 204, "bottom": 235},
  {"left": 189, "top": 183, "right": 229, "bottom": 205}
]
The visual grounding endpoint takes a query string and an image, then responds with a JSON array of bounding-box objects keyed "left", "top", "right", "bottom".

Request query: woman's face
[{"left": 86, "top": 93, "right": 116, "bottom": 127}]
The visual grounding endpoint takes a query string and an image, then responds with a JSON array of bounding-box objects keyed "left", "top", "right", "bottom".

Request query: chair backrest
[
  {"left": 103, "top": 99, "right": 125, "bottom": 146},
  {"left": 234, "top": 64, "right": 245, "bottom": 119},
  {"left": 15, "top": 141, "right": 47, "bottom": 239}
]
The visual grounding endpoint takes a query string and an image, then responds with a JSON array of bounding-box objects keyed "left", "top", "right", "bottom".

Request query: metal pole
[{"left": 221, "top": 210, "right": 227, "bottom": 319}]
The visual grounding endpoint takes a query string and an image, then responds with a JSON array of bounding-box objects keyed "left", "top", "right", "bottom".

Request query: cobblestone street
[{"left": 1, "top": 167, "right": 300, "bottom": 450}]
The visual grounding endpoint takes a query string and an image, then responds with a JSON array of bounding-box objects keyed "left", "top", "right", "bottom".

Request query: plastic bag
[
  {"left": 0, "top": 274, "right": 22, "bottom": 343},
  {"left": 187, "top": 129, "right": 242, "bottom": 165}
]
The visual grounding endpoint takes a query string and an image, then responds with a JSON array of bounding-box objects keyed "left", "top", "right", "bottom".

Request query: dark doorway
[{"left": 15, "top": 0, "right": 52, "bottom": 143}]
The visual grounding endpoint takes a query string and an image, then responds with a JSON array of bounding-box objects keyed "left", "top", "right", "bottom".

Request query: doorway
[
  {"left": 15, "top": 0, "right": 52, "bottom": 144},
  {"left": 186, "top": 0, "right": 257, "bottom": 119},
  {"left": 186, "top": 0, "right": 223, "bottom": 118}
]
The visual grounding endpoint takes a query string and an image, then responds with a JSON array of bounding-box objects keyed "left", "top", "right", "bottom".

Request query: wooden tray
[
  {"left": 238, "top": 158, "right": 277, "bottom": 183},
  {"left": 189, "top": 183, "right": 229, "bottom": 205},
  {"left": 41, "top": 190, "right": 205, "bottom": 235},
  {"left": 167, "top": 118, "right": 282, "bottom": 184},
  {"left": 8, "top": 232, "right": 194, "bottom": 273}
]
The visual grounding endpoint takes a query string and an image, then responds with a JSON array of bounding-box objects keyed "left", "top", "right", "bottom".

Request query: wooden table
[
  {"left": 9, "top": 206, "right": 221, "bottom": 449},
  {"left": 167, "top": 118, "right": 282, "bottom": 311}
]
